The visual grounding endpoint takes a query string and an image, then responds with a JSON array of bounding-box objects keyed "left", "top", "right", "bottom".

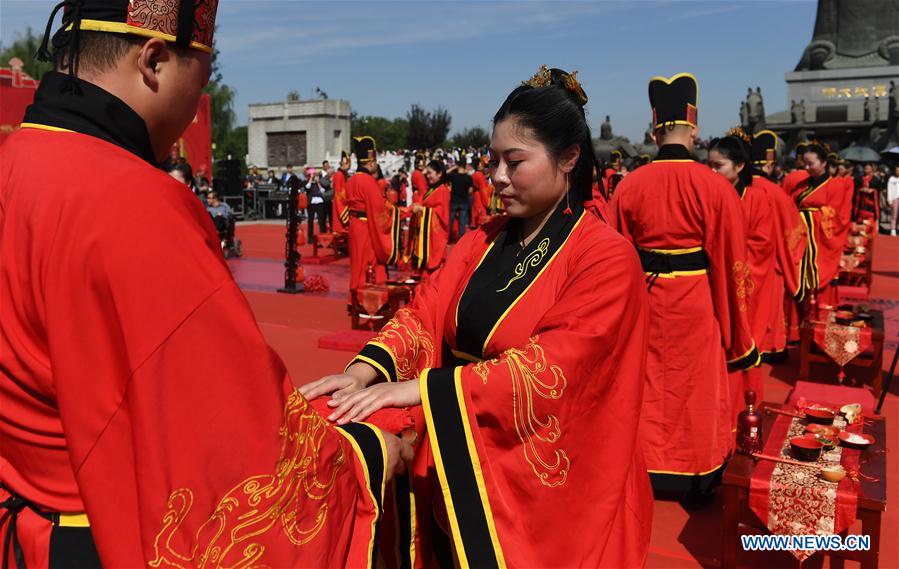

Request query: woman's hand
[
  {"left": 326, "top": 380, "right": 421, "bottom": 425},
  {"left": 299, "top": 363, "right": 378, "bottom": 401}
]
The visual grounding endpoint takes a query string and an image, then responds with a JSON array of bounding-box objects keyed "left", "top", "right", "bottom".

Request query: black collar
[
  {"left": 23, "top": 71, "right": 157, "bottom": 165},
  {"left": 655, "top": 144, "right": 694, "bottom": 161},
  {"left": 808, "top": 174, "right": 830, "bottom": 189},
  {"left": 735, "top": 180, "right": 747, "bottom": 199}
]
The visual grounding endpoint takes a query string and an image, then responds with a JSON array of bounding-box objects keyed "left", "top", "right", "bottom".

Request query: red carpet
[
  {"left": 233, "top": 222, "right": 899, "bottom": 569},
  {"left": 318, "top": 329, "right": 377, "bottom": 352}
]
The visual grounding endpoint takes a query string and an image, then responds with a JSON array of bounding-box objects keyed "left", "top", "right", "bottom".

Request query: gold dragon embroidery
[
  {"left": 149, "top": 391, "right": 345, "bottom": 568},
  {"left": 473, "top": 337, "right": 570, "bottom": 487},
  {"left": 785, "top": 223, "right": 806, "bottom": 256},
  {"left": 733, "top": 261, "right": 755, "bottom": 312},
  {"left": 372, "top": 308, "right": 435, "bottom": 381},
  {"left": 496, "top": 237, "right": 550, "bottom": 293},
  {"left": 820, "top": 206, "right": 836, "bottom": 239}
]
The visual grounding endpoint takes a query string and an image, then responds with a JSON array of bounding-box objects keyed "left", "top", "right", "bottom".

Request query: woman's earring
[{"left": 563, "top": 172, "right": 573, "bottom": 215}]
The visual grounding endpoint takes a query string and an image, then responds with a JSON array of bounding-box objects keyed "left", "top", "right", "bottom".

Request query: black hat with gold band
[
  {"left": 751, "top": 130, "right": 780, "bottom": 165},
  {"left": 353, "top": 136, "right": 377, "bottom": 163},
  {"left": 610, "top": 149, "right": 623, "bottom": 165},
  {"left": 43, "top": 0, "right": 218, "bottom": 53},
  {"left": 648, "top": 73, "right": 698, "bottom": 130}
]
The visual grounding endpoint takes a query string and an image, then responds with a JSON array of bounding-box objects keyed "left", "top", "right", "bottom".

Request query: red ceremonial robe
[
  {"left": 349, "top": 201, "right": 653, "bottom": 567},
  {"left": 346, "top": 169, "right": 401, "bottom": 301},
  {"left": 753, "top": 174, "right": 806, "bottom": 359},
  {"left": 332, "top": 167, "right": 350, "bottom": 232},
  {"left": 791, "top": 174, "right": 853, "bottom": 305},
  {"left": 471, "top": 171, "right": 491, "bottom": 227},
  {"left": 413, "top": 183, "right": 451, "bottom": 272},
  {"left": 411, "top": 169, "right": 428, "bottom": 204},
  {"left": 0, "top": 73, "right": 388, "bottom": 568},
  {"left": 610, "top": 144, "right": 758, "bottom": 491},
  {"left": 781, "top": 168, "right": 809, "bottom": 196},
  {"left": 854, "top": 174, "right": 880, "bottom": 224},
  {"left": 589, "top": 181, "right": 611, "bottom": 222},
  {"left": 731, "top": 181, "right": 775, "bottom": 412}
]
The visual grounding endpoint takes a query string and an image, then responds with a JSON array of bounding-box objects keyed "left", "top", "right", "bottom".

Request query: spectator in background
[
  {"left": 446, "top": 157, "right": 473, "bottom": 240},
  {"left": 320, "top": 160, "right": 334, "bottom": 232},
  {"left": 305, "top": 170, "right": 328, "bottom": 243},
  {"left": 888, "top": 164, "right": 899, "bottom": 236},
  {"left": 265, "top": 169, "right": 279, "bottom": 188},
  {"left": 194, "top": 168, "right": 210, "bottom": 192},
  {"left": 206, "top": 191, "right": 233, "bottom": 236}
]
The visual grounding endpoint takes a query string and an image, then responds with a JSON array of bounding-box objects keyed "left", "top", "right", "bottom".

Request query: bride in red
[{"left": 302, "top": 66, "right": 653, "bottom": 568}]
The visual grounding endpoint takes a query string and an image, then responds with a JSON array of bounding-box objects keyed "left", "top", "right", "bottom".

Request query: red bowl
[
  {"left": 838, "top": 431, "right": 875, "bottom": 450},
  {"left": 804, "top": 407, "right": 836, "bottom": 425},
  {"left": 790, "top": 436, "right": 823, "bottom": 461}
]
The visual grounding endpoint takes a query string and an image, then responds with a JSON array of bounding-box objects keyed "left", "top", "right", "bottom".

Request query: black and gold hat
[
  {"left": 751, "top": 130, "right": 780, "bottom": 165},
  {"left": 353, "top": 136, "right": 377, "bottom": 163},
  {"left": 39, "top": 0, "right": 218, "bottom": 56},
  {"left": 794, "top": 140, "right": 810, "bottom": 156},
  {"left": 610, "top": 149, "right": 623, "bottom": 165},
  {"left": 648, "top": 73, "right": 698, "bottom": 130}
]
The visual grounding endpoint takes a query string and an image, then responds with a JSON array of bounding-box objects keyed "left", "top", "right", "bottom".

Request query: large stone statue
[
  {"left": 790, "top": 99, "right": 805, "bottom": 124},
  {"left": 740, "top": 101, "right": 750, "bottom": 130},
  {"left": 796, "top": 0, "right": 899, "bottom": 70},
  {"left": 744, "top": 87, "right": 766, "bottom": 134},
  {"left": 600, "top": 115, "right": 613, "bottom": 140}
]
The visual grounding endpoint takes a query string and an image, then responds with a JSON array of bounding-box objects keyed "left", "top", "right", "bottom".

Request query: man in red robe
[
  {"left": 345, "top": 136, "right": 401, "bottom": 304},
  {"left": 331, "top": 150, "right": 351, "bottom": 232},
  {"left": 410, "top": 158, "right": 428, "bottom": 204},
  {"left": 470, "top": 157, "right": 492, "bottom": 227},
  {"left": 611, "top": 73, "right": 757, "bottom": 503},
  {"left": 0, "top": 3, "right": 408, "bottom": 566}
]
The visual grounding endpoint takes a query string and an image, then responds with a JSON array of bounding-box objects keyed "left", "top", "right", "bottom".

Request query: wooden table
[
  {"left": 313, "top": 232, "right": 348, "bottom": 258},
  {"left": 721, "top": 403, "right": 887, "bottom": 568},
  {"left": 799, "top": 309, "right": 885, "bottom": 396},
  {"left": 351, "top": 284, "right": 412, "bottom": 331}
]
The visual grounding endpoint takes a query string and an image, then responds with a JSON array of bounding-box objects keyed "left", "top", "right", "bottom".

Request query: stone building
[{"left": 247, "top": 94, "right": 351, "bottom": 168}]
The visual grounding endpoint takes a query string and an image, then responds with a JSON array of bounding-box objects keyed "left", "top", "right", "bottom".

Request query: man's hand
[
  {"left": 381, "top": 430, "right": 414, "bottom": 479},
  {"left": 299, "top": 362, "right": 377, "bottom": 401},
  {"left": 327, "top": 380, "right": 421, "bottom": 425}
]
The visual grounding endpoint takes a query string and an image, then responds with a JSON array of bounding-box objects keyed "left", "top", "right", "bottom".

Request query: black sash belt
[
  {"left": 349, "top": 210, "right": 367, "bottom": 218},
  {"left": 638, "top": 249, "right": 709, "bottom": 290},
  {"left": 1, "top": 486, "right": 52, "bottom": 569}
]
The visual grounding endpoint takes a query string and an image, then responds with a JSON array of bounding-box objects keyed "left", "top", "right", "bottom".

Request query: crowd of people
[{"left": 2, "top": 1, "right": 897, "bottom": 567}]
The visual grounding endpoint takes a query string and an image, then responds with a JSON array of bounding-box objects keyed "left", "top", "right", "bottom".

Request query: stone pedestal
[{"left": 785, "top": 66, "right": 898, "bottom": 123}]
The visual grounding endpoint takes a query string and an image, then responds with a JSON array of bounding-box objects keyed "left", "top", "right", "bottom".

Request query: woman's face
[
  {"left": 708, "top": 149, "right": 743, "bottom": 185},
  {"left": 488, "top": 118, "right": 574, "bottom": 218},
  {"left": 804, "top": 152, "right": 827, "bottom": 178},
  {"left": 424, "top": 167, "right": 441, "bottom": 185}
]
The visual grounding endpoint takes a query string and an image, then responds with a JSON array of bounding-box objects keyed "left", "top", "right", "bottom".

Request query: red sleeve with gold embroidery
[
  {"left": 26, "top": 157, "right": 389, "bottom": 566},
  {"left": 702, "top": 175, "right": 759, "bottom": 369},
  {"left": 759, "top": 176, "right": 806, "bottom": 300},
  {"left": 332, "top": 170, "right": 349, "bottom": 230},
  {"left": 417, "top": 234, "right": 652, "bottom": 568}
]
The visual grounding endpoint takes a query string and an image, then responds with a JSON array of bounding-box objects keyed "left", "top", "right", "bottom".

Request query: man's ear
[{"left": 136, "top": 37, "right": 169, "bottom": 91}]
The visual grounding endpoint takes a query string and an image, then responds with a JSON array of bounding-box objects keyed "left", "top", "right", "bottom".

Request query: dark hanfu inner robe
[
  {"left": 790, "top": 174, "right": 853, "bottom": 305},
  {"left": 346, "top": 169, "right": 401, "bottom": 299},
  {"left": 609, "top": 144, "right": 758, "bottom": 492},
  {"left": 753, "top": 174, "right": 806, "bottom": 359},
  {"left": 413, "top": 183, "right": 450, "bottom": 272},
  {"left": 350, "top": 201, "right": 653, "bottom": 568},
  {"left": 1, "top": 74, "right": 390, "bottom": 567}
]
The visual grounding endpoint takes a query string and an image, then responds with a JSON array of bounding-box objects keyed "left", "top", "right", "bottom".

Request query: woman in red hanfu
[
  {"left": 302, "top": 66, "right": 653, "bottom": 568},
  {"left": 790, "top": 143, "right": 854, "bottom": 306},
  {"left": 410, "top": 160, "right": 451, "bottom": 273},
  {"left": 750, "top": 131, "right": 806, "bottom": 361},
  {"left": 471, "top": 157, "right": 493, "bottom": 227},
  {"left": 708, "top": 131, "right": 774, "bottom": 410}
]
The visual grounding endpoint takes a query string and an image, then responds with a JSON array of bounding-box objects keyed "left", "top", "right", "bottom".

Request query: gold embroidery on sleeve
[
  {"left": 149, "top": 391, "right": 345, "bottom": 568},
  {"left": 474, "top": 336, "right": 570, "bottom": 487},
  {"left": 372, "top": 308, "right": 435, "bottom": 381},
  {"left": 496, "top": 238, "right": 550, "bottom": 293},
  {"left": 820, "top": 206, "right": 836, "bottom": 239},
  {"left": 733, "top": 261, "right": 754, "bottom": 312},
  {"left": 786, "top": 223, "right": 806, "bottom": 256}
]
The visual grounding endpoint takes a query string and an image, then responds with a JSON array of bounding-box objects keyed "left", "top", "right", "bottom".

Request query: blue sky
[{"left": 1, "top": 0, "right": 818, "bottom": 142}]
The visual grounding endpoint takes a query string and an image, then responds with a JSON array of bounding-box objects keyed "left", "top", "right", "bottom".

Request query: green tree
[
  {"left": 406, "top": 104, "right": 451, "bottom": 149},
  {"left": 204, "top": 37, "right": 240, "bottom": 162},
  {"left": 0, "top": 27, "right": 53, "bottom": 80},
  {"left": 351, "top": 112, "right": 409, "bottom": 150},
  {"left": 220, "top": 125, "right": 247, "bottom": 160},
  {"left": 450, "top": 126, "right": 490, "bottom": 149}
]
